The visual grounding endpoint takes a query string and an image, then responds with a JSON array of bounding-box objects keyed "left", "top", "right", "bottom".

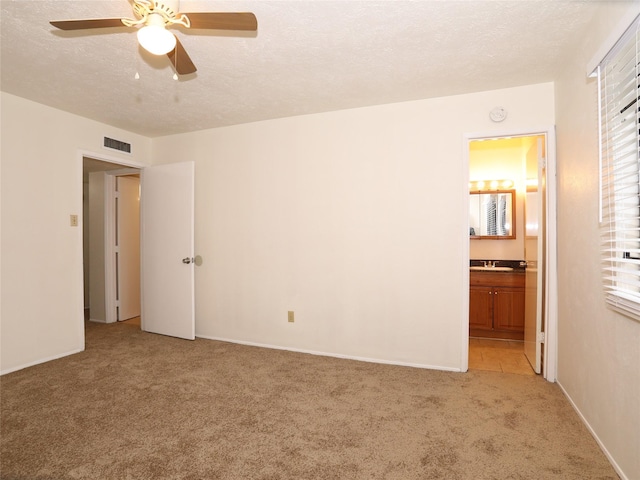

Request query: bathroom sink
[{"left": 470, "top": 266, "right": 514, "bottom": 272}]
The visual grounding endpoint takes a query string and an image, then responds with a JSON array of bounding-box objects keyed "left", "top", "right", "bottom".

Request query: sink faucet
[{"left": 483, "top": 260, "right": 496, "bottom": 268}]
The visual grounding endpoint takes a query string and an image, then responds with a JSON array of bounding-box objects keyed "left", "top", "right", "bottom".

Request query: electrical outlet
[
  {"left": 288, "top": 311, "right": 294, "bottom": 323},
  {"left": 70, "top": 214, "right": 78, "bottom": 227}
]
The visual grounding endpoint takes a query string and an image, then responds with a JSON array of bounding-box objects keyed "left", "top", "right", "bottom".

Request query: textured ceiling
[{"left": 1, "top": 0, "right": 598, "bottom": 138}]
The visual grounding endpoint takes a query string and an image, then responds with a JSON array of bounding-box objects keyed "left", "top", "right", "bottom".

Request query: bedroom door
[{"left": 140, "top": 161, "right": 195, "bottom": 340}]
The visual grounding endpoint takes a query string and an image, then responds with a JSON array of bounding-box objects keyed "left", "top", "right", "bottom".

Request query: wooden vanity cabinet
[
  {"left": 469, "top": 286, "right": 493, "bottom": 330},
  {"left": 469, "top": 271, "right": 525, "bottom": 340}
]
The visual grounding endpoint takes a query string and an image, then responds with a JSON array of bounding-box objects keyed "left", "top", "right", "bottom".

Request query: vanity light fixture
[{"left": 469, "top": 179, "right": 514, "bottom": 192}]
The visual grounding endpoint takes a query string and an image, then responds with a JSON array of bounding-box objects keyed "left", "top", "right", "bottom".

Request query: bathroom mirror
[{"left": 469, "top": 190, "right": 515, "bottom": 239}]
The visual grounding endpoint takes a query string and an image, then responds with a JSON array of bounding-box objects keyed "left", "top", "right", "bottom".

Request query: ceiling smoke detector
[{"left": 489, "top": 107, "right": 507, "bottom": 122}]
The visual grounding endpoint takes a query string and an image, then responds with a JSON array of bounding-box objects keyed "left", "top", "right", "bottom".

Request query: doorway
[
  {"left": 464, "top": 129, "right": 557, "bottom": 382},
  {"left": 80, "top": 154, "right": 197, "bottom": 343},
  {"left": 83, "top": 156, "right": 141, "bottom": 326},
  {"left": 114, "top": 174, "right": 141, "bottom": 322}
]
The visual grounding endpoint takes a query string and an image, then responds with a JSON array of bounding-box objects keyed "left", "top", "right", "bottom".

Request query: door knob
[{"left": 182, "top": 257, "right": 192, "bottom": 264}]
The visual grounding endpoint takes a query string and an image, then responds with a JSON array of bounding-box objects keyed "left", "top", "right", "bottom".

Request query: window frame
[{"left": 596, "top": 15, "right": 640, "bottom": 322}]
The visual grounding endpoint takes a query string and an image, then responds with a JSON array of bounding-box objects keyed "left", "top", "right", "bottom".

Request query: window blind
[{"left": 599, "top": 16, "right": 640, "bottom": 322}]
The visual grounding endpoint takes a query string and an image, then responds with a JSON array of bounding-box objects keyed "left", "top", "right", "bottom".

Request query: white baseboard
[
  {"left": 196, "top": 334, "right": 462, "bottom": 373},
  {"left": 557, "top": 381, "right": 628, "bottom": 480},
  {"left": 1, "top": 347, "right": 84, "bottom": 376}
]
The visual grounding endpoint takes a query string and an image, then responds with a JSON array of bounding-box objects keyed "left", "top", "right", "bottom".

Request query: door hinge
[{"left": 537, "top": 332, "right": 545, "bottom": 343}]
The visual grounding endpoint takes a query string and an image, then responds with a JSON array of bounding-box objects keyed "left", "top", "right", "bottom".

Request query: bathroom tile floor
[{"left": 469, "top": 338, "right": 535, "bottom": 375}]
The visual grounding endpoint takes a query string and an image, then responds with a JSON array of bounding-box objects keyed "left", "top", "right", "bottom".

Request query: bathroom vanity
[{"left": 469, "top": 268, "right": 525, "bottom": 340}]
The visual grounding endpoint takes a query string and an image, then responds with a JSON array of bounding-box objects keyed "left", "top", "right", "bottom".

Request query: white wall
[
  {"left": 0, "top": 92, "right": 152, "bottom": 374},
  {"left": 152, "top": 83, "right": 554, "bottom": 371},
  {"left": 554, "top": 3, "right": 640, "bottom": 479}
]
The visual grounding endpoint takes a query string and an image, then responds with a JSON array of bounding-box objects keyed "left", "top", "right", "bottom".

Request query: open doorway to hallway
[{"left": 83, "top": 157, "right": 141, "bottom": 326}]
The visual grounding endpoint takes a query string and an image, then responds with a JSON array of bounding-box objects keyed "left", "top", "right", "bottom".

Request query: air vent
[{"left": 103, "top": 136, "right": 132, "bottom": 154}]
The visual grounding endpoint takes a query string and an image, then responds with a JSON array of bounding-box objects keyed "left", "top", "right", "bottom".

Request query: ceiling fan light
[{"left": 137, "top": 25, "right": 176, "bottom": 55}]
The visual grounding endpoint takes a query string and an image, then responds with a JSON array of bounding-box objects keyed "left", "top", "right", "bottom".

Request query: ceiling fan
[{"left": 50, "top": 0, "right": 258, "bottom": 75}]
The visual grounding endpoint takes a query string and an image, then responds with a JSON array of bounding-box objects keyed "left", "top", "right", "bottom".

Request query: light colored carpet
[{"left": 1, "top": 321, "right": 617, "bottom": 479}]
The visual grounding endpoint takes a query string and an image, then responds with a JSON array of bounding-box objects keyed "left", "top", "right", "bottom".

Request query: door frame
[
  {"left": 78, "top": 150, "right": 146, "bottom": 343},
  {"left": 461, "top": 126, "right": 558, "bottom": 382}
]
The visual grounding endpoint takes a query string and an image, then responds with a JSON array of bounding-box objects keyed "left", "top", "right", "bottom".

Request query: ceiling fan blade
[
  {"left": 182, "top": 12, "right": 257, "bottom": 31},
  {"left": 50, "top": 19, "right": 125, "bottom": 30},
  {"left": 167, "top": 36, "right": 197, "bottom": 75}
]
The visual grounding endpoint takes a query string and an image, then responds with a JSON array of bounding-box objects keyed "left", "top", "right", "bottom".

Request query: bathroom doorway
[{"left": 465, "top": 130, "right": 557, "bottom": 381}]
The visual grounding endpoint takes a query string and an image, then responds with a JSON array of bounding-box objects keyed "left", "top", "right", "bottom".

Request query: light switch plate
[{"left": 70, "top": 214, "right": 78, "bottom": 227}]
